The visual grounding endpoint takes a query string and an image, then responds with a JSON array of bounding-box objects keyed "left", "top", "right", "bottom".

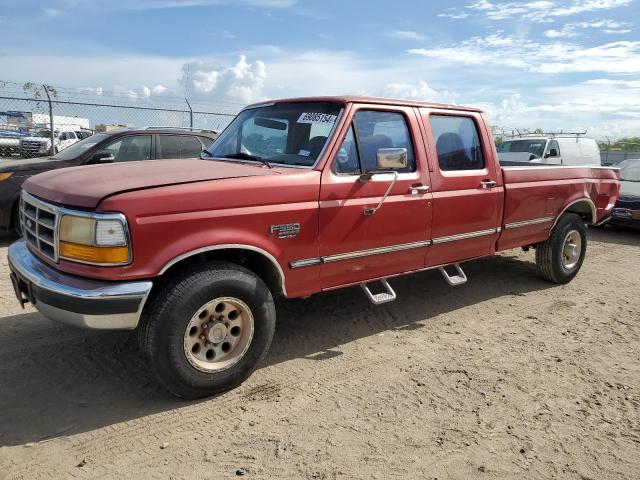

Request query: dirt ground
[{"left": 0, "top": 227, "right": 638, "bottom": 480}]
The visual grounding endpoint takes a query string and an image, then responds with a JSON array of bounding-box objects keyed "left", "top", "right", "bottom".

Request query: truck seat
[
  {"left": 359, "top": 134, "right": 393, "bottom": 172},
  {"left": 436, "top": 132, "right": 470, "bottom": 170}
]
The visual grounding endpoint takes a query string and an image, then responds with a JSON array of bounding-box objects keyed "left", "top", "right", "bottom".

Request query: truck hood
[{"left": 23, "top": 158, "right": 280, "bottom": 209}]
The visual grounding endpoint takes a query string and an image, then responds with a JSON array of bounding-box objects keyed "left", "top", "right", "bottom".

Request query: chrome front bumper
[{"left": 8, "top": 240, "right": 153, "bottom": 330}]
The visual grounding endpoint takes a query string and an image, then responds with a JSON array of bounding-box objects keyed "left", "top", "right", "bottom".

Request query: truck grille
[
  {"left": 20, "top": 193, "right": 58, "bottom": 262},
  {"left": 20, "top": 140, "right": 46, "bottom": 157}
]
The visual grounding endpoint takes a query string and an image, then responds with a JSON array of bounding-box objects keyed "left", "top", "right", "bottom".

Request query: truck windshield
[
  {"left": 498, "top": 139, "right": 546, "bottom": 159},
  {"left": 51, "top": 133, "right": 109, "bottom": 160},
  {"left": 206, "top": 101, "right": 343, "bottom": 168}
]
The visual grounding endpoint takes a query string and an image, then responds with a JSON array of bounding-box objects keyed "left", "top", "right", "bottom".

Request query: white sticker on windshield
[
  {"left": 298, "top": 149, "right": 311, "bottom": 157},
  {"left": 297, "top": 112, "right": 337, "bottom": 125}
]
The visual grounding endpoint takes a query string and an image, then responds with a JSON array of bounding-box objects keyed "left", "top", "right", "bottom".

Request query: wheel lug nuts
[{"left": 200, "top": 335, "right": 205, "bottom": 340}]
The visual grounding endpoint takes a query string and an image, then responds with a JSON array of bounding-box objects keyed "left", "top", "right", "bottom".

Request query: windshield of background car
[
  {"left": 207, "top": 101, "right": 343, "bottom": 167},
  {"left": 498, "top": 139, "right": 546, "bottom": 158},
  {"left": 619, "top": 160, "right": 640, "bottom": 182},
  {"left": 51, "top": 133, "right": 109, "bottom": 160}
]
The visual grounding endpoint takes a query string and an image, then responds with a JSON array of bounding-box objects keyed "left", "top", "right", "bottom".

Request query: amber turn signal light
[{"left": 59, "top": 241, "right": 129, "bottom": 264}]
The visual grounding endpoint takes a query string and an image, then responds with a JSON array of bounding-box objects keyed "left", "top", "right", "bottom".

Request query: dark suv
[{"left": 0, "top": 128, "right": 218, "bottom": 234}]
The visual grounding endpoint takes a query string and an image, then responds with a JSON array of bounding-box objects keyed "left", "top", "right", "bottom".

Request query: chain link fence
[
  {"left": 0, "top": 80, "right": 240, "bottom": 158},
  {"left": 599, "top": 141, "right": 640, "bottom": 165}
]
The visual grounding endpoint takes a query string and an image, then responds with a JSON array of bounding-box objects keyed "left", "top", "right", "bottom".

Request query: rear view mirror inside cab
[{"left": 254, "top": 117, "right": 287, "bottom": 130}]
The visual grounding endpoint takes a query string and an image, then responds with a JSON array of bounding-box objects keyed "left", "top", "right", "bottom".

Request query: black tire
[
  {"left": 535, "top": 213, "right": 587, "bottom": 284},
  {"left": 139, "top": 262, "right": 276, "bottom": 399}
]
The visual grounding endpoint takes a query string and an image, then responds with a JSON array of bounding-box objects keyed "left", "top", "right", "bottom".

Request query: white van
[{"left": 498, "top": 136, "right": 601, "bottom": 166}]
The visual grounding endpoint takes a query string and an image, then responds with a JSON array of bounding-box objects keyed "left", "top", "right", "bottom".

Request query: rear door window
[
  {"left": 430, "top": 115, "right": 485, "bottom": 171},
  {"left": 158, "top": 135, "right": 205, "bottom": 159},
  {"left": 178, "top": 135, "right": 205, "bottom": 158},
  {"left": 198, "top": 136, "right": 214, "bottom": 149},
  {"left": 158, "top": 135, "right": 182, "bottom": 159}
]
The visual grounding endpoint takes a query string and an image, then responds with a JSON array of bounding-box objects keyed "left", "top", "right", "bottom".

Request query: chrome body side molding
[
  {"left": 504, "top": 216, "right": 554, "bottom": 229},
  {"left": 431, "top": 228, "right": 498, "bottom": 245},
  {"left": 289, "top": 240, "right": 431, "bottom": 269},
  {"left": 323, "top": 240, "right": 431, "bottom": 263},
  {"left": 290, "top": 227, "right": 504, "bottom": 269}
]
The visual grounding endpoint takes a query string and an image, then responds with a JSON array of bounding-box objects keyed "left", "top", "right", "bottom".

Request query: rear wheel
[
  {"left": 535, "top": 213, "right": 587, "bottom": 284},
  {"left": 139, "top": 262, "right": 276, "bottom": 399}
]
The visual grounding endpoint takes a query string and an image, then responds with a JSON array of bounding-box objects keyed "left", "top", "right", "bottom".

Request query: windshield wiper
[{"left": 223, "top": 152, "right": 272, "bottom": 168}]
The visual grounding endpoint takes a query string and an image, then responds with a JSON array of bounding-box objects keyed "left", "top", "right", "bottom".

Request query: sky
[{"left": 1, "top": 0, "right": 639, "bottom": 138}]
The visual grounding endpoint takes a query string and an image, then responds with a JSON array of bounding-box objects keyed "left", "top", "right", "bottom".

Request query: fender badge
[{"left": 270, "top": 223, "right": 300, "bottom": 239}]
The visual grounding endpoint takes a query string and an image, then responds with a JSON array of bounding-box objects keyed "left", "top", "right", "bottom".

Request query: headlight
[
  {"left": 58, "top": 214, "right": 130, "bottom": 265},
  {"left": 0, "top": 172, "right": 13, "bottom": 181}
]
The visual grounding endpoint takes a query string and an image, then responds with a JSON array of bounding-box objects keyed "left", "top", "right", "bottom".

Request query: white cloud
[
  {"left": 467, "top": 0, "right": 555, "bottom": 20},
  {"left": 466, "top": 0, "right": 633, "bottom": 21},
  {"left": 43, "top": 8, "right": 61, "bottom": 17},
  {"left": 382, "top": 81, "right": 458, "bottom": 104},
  {"left": 544, "top": 19, "right": 633, "bottom": 37},
  {"left": 55, "top": 0, "right": 296, "bottom": 10},
  {"left": 408, "top": 33, "right": 640, "bottom": 74},
  {"left": 181, "top": 55, "right": 267, "bottom": 104},
  {"left": 437, "top": 10, "right": 470, "bottom": 19},
  {"left": 2, "top": 47, "right": 638, "bottom": 138},
  {"left": 387, "top": 30, "right": 427, "bottom": 41},
  {"left": 478, "top": 78, "right": 640, "bottom": 138},
  {"left": 124, "top": 0, "right": 297, "bottom": 8}
]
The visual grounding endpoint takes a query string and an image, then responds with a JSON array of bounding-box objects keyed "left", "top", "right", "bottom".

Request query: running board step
[
  {"left": 439, "top": 264, "right": 467, "bottom": 286},
  {"left": 360, "top": 279, "right": 397, "bottom": 305}
]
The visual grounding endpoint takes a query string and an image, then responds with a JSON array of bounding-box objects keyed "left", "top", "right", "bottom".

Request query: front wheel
[
  {"left": 139, "top": 262, "right": 276, "bottom": 399},
  {"left": 535, "top": 213, "right": 587, "bottom": 284}
]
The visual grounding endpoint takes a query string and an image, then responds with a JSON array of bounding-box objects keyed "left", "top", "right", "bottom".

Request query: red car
[{"left": 8, "top": 96, "right": 620, "bottom": 398}]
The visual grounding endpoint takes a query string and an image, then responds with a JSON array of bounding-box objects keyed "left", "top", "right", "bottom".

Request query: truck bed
[{"left": 497, "top": 164, "right": 620, "bottom": 251}]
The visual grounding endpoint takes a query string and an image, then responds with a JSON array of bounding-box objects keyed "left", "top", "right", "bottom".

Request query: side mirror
[
  {"left": 377, "top": 148, "right": 407, "bottom": 171},
  {"left": 545, "top": 148, "right": 558, "bottom": 158},
  {"left": 90, "top": 152, "right": 115, "bottom": 164},
  {"left": 360, "top": 148, "right": 408, "bottom": 217}
]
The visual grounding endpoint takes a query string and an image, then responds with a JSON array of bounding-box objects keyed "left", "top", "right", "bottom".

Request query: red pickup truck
[{"left": 8, "top": 96, "right": 620, "bottom": 398}]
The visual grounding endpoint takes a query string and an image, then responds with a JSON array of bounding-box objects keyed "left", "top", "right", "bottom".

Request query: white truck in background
[
  {"left": 17, "top": 114, "right": 91, "bottom": 158},
  {"left": 497, "top": 134, "right": 601, "bottom": 166}
]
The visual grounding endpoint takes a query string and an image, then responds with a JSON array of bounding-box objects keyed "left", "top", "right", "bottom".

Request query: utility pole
[
  {"left": 43, "top": 85, "right": 55, "bottom": 156},
  {"left": 185, "top": 97, "right": 193, "bottom": 129}
]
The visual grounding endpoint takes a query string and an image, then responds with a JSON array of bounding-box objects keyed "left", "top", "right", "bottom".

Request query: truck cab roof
[{"left": 245, "top": 95, "right": 483, "bottom": 113}]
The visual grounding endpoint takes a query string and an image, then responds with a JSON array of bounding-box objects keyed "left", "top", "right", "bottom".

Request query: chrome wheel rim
[
  {"left": 183, "top": 297, "right": 254, "bottom": 373},
  {"left": 562, "top": 230, "right": 582, "bottom": 270}
]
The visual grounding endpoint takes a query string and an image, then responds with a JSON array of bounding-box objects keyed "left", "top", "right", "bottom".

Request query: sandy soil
[{"left": 0, "top": 227, "right": 638, "bottom": 479}]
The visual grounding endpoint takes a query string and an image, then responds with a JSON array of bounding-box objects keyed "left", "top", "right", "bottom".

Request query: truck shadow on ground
[{"left": 0, "top": 253, "right": 552, "bottom": 446}]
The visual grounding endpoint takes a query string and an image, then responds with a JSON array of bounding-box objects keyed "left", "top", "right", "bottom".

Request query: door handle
[
  {"left": 480, "top": 180, "right": 497, "bottom": 189},
  {"left": 409, "top": 185, "right": 430, "bottom": 195}
]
